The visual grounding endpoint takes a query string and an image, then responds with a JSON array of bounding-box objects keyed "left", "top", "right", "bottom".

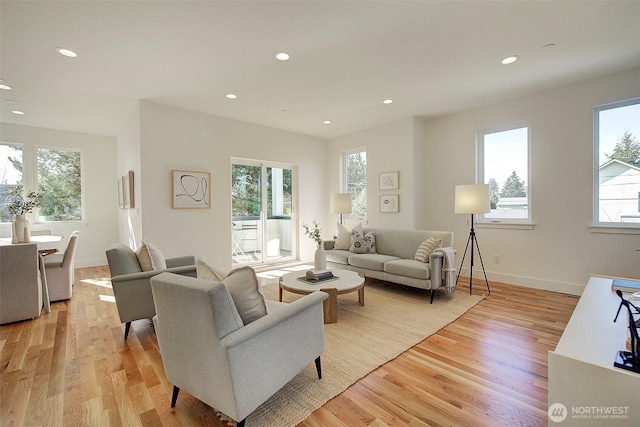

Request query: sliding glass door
[{"left": 231, "top": 160, "right": 295, "bottom": 266}]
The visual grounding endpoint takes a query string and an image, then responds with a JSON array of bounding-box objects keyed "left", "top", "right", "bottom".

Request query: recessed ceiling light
[
  {"left": 323, "top": 120, "right": 332, "bottom": 125},
  {"left": 11, "top": 110, "right": 25, "bottom": 115},
  {"left": 56, "top": 47, "right": 77, "bottom": 57},
  {"left": 501, "top": 55, "right": 519, "bottom": 65},
  {"left": 0, "top": 79, "right": 11, "bottom": 90},
  {"left": 383, "top": 99, "right": 394, "bottom": 105},
  {"left": 275, "top": 52, "right": 290, "bottom": 61},
  {"left": 225, "top": 93, "right": 237, "bottom": 99}
]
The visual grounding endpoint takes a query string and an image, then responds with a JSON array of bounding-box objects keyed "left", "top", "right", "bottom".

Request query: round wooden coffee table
[{"left": 279, "top": 269, "right": 365, "bottom": 324}]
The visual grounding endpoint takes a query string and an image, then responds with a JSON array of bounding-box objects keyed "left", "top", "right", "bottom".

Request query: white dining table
[
  {"left": 0, "top": 235, "right": 63, "bottom": 314},
  {"left": 0, "top": 234, "right": 63, "bottom": 250}
]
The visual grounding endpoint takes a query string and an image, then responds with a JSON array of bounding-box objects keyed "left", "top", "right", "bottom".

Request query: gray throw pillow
[
  {"left": 222, "top": 266, "right": 267, "bottom": 325},
  {"left": 196, "top": 259, "right": 229, "bottom": 281},
  {"left": 136, "top": 240, "right": 167, "bottom": 271}
]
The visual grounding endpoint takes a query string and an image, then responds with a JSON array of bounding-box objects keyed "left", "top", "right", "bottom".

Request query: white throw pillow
[
  {"left": 196, "top": 259, "right": 228, "bottom": 281},
  {"left": 136, "top": 240, "right": 167, "bottom": 271},
  {"left": 334, "top": 222, "right": 363, "bottom": 250},
  {"left": 222, "top": 266, "right": 267, "bottom": 325},
  {"left": 414, "top": 237, "right": 442, "bottom": 263}
]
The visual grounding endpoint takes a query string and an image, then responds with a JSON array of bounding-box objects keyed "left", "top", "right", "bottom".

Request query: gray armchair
[
  {"left": 150, "top": 272, "right": 327, "bottom": 427},
  {"left": 105, "top": 243, "right": 196, "bottom": 339}
]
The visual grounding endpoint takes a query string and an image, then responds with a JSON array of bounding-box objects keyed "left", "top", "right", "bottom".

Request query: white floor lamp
[
  {"left": 454, "top": 184, "right": 491, "bottom": 295},
  {"left": 330, "top": 193, "right": 352, "bottom": 225}
]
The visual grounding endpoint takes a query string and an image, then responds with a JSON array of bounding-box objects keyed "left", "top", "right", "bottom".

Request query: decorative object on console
[
  {"left": 379, "top": 171, "right": 399, "bottom": 190},
  {"left": 330, "top": 193, "right": 352, "bottom": 225},
  {"left": 613, "top": 290, "right": 640, "bottom": 374},
  {"left": 172, "top": 169, "right": 210, "bottom": 209},
  {"left": 454, "top": 184, "right": 491, "bottom": 295},
  {"left": 379, "top": 194, "right": 398, "bottom": 213},
  {"left": 612, "top": 279, "right": 640, "bottom": 293},
  {"left": 5, "top": 186, "right": 41, "bottom": 243}
]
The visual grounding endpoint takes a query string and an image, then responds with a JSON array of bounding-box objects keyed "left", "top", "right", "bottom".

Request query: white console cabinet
[{"left": 548, "top": 276, "right": 640, "bottom": 426}]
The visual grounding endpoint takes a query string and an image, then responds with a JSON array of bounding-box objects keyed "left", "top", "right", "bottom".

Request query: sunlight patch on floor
[
  {"left": 257, "top": 264, "right": 312, "bottom": 280},
  {"left": 99, "top": 295, "right": 116, "bottom": 303},
  {"left": 81, "top": 278, "right": 112, "bottom": 288}
]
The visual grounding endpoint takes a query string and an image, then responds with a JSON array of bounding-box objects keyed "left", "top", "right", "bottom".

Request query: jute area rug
[{"left": 240, "top": 277, "right": 484, "bottom": 427}]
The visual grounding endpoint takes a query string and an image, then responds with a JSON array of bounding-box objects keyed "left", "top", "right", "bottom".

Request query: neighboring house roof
[
  {"left": 599, "top": 158, "right": 640, "bottom": 185},
  {"left": 599, "top": 158, "right": 640, "bottom": 171}
]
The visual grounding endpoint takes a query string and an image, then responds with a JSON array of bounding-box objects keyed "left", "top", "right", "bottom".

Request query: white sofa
[{"left": 325, "top": 227, "right": 454, "bottom": 303}]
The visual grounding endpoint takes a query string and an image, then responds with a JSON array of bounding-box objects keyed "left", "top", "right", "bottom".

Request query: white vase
[
  {"left": 12, "top": 214, "right": 31, "bottom": 243},
  {"left": 314, "top": 245, "right": 326, "bottom": 270}
]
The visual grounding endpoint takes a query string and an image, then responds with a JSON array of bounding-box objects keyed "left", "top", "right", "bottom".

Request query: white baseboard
[
  {"left": 459, "top": 268, "right": 585, "bottom": 296},
  {"left": 75, "top": 258, "right": 107, "bottom": 269}
]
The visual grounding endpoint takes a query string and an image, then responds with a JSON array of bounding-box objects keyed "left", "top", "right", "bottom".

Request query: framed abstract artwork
[
  {"left": 379, "top": 195, "right": 399, "bottom": 213},
  {"left": 379, "top": 171, "right": 399, "bottom": 190},
  {"left": 172, "top": 170, "right": 211, "bottom": 209}
]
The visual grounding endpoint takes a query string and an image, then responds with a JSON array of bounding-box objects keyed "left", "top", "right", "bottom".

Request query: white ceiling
[{"left": 1, "top": 1, "right": 639, "bottom": 140}]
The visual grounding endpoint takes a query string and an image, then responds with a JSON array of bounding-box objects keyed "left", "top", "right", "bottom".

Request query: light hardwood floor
[{"left": 0, "top": 266, "right": 578, "bottom": 426}]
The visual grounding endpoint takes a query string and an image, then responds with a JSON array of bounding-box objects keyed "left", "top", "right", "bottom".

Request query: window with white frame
[
  {"left": 343, "top": 148, "right": 367, "bottom": 219},
  {"left": 594, "top": 98, "right": 640, "bottom": 225},
  {"left": 36, "top": 147, "right": 83, "bottom": 221},
  {"left": 1, "top": 144, "right": 83, "bottom": 223},
  {"left": 477, "top": 122, "right": 530, "bottom": 223},
  {"left": 0, "top": 143, "right": 24, "bottom": 222}
]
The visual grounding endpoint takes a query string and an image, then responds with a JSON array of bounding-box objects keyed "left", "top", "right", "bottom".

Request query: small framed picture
[
  {"left": 379, "top": 195, "right": 399, "bottom": 213},
  {"left": 379, "top": 171, "right": 399, "bottom": 190},
  {"left": 172, "top": 170, "right": 211, "bottom": 209}
]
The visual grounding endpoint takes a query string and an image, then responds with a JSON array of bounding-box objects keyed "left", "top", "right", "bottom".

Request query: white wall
[
  {"left": 421, "top": 67, "right": 640, "bottom": 294},
  {"left": 137, "top": 101, "right": 327, "bottom": 271},
  {"left": 116, "top": 105, "right": 142, "bottom": 249},
  {"left": 328, "top": 117, "right": 418, "bottom": 229},
  {"left": 0, "top": 123, "right": 118, "bottom": 267}
]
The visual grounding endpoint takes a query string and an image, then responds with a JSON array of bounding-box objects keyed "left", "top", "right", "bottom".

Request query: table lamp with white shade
[
  {"left": 330, "top": 193, "right": 352, "bottom": 225},
  {"left": 454, "top": 184, "right": 491, "bottom": 295}
]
